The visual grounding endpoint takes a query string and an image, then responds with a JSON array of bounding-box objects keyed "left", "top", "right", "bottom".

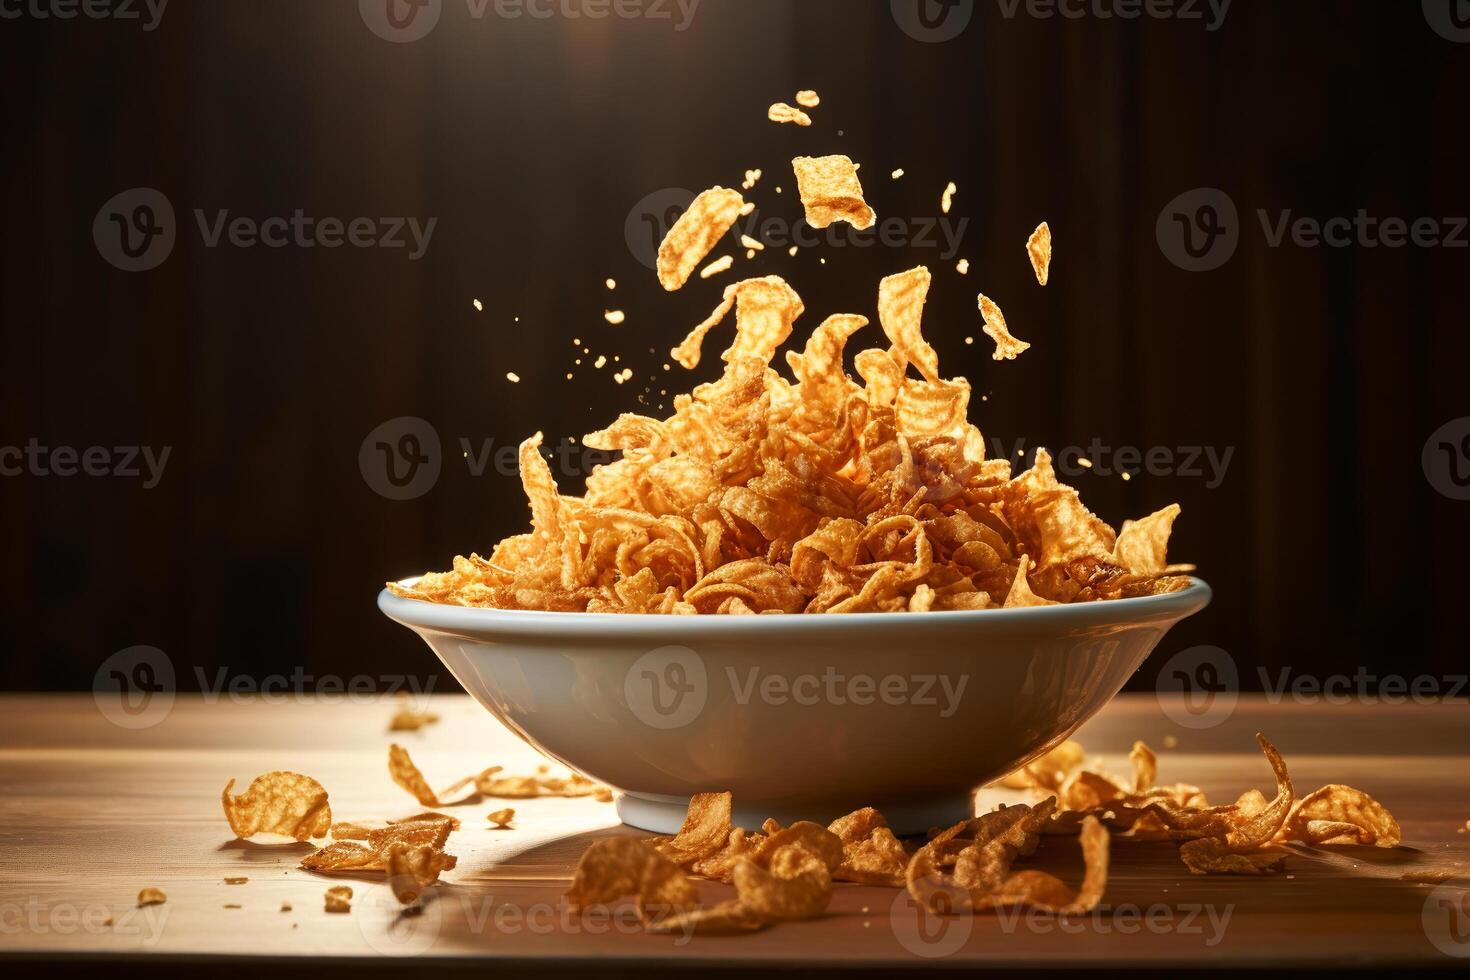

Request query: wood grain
[{"left": 1, "top": 694, "right": 1467, "bottom": 969}]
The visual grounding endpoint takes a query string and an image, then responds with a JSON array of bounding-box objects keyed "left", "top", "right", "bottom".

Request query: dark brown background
[{"left": 1, "top": 0, "right": 1466, "bottom": 693}]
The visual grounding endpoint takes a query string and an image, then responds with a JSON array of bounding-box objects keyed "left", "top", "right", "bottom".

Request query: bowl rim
[{"left": 378, "top": 575, "right": 1212, "bottom": 639}]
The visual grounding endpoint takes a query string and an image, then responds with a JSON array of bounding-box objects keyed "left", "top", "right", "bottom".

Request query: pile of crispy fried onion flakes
[{"left": 391, "top": 151, "right": 1190, "bottom": 614}]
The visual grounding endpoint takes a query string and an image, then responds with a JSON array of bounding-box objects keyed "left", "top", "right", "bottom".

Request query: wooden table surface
[{"left": 2, "top": 692, "right": 1468, "bottom": 973}]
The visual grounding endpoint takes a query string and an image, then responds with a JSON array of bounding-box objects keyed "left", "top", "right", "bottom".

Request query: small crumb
[
  {"left": 942, "top": 181, "right": 957, "bottom": 214},
  {"left": 795, "top": 89, "right": 820, "bottom": 108},
  {"left": 700, "top": 255, "right": 734, "bottom": 279},
  {"left": 739, "top": 201, "right": 755, "bottom": 217},
  {"left": 324, "top": 886, "right": 353, "bottom": 914},
  {"left": 514, "top": 316, "right": 520, "bottom": 322},
  {"left": 767, "top": 103, "right": 812, "bottom": 127},
  {"left": 472, "top": 298, "right": 483, "bottom": 312},
  {"left": 964, "top": 336, "right": 974, "bottom": 345},
  {"left": 1121, "top": 472, "right": 1132, "bottom": 481},
  {"left": 572, "top": 337, "right": 581, "bottom": 345},
  {"left": 224, "top": 903, "right": 242, "bottom": 909},
  {"left": 604, "top": 310, "right": 625, "bottom": 325},
  {"left": 774, "top": 186, "right": 783, "bottom": 194},
  {"left": 1078, "top": 457, "right": 1094, "bottom": 469},
  {"left": 280, "top": 902, "right": 292, "bottom": 912},
  {"left": 565, "top": 373, "right": 573, "bottom": 380},
  {"left": 819, "top": 257, "right": 827, "bottom": 265},
  {"left": 1401, "top": 868, "right": 1465, "bottom": 884},
  {"left": 224, "top": 877, "right": 249, "bottom": 885},
  {"left": 891, "top": 168, "right": 905, "bottom": 179},
  {"left": 956, "top": 258, "right": 970, "bottom": 275},
  {"left": 788, "top": 246, "right": 798, "bottom": 257},
  {"left": 488, "top": 808, "right": 515, "bottom": 828},
  {"left": 605, "top": 278, "right": 616, "bottom": 290},
  {"left": 102, "top": 916, "right": 113, "bottom": 927},
  {"left": 741, "top": 168, "right": 762, "bottom": 191},
  {"left": 594, "top": 355, "right": 608, "bottom": 369},
  {"left": 1162, "top": 734, "right": 1179, "bottom": 749},
  {"left": 137, "top": 888, "right": 166, "bottom": 908},
  {"left": 741, "top": 235, "right": 764, "bottom": 251},
  {"left": 506, "top": 372, "right": 521, "bottom": 383},
  {"left": 389, "top": 702, "right": 439, "bottom": 732},
  {"left": 746, "top": 249, "right": 756, "bottom": 260}
]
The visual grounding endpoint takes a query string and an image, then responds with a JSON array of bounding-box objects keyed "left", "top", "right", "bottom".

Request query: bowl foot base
[{"left": 616, "top": 790, "right": 975, "bottom": 837}]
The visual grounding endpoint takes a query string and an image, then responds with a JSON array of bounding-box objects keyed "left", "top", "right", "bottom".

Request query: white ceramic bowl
[{"left": 379, "top": 578, "right": 1211, "bottom": 835}]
